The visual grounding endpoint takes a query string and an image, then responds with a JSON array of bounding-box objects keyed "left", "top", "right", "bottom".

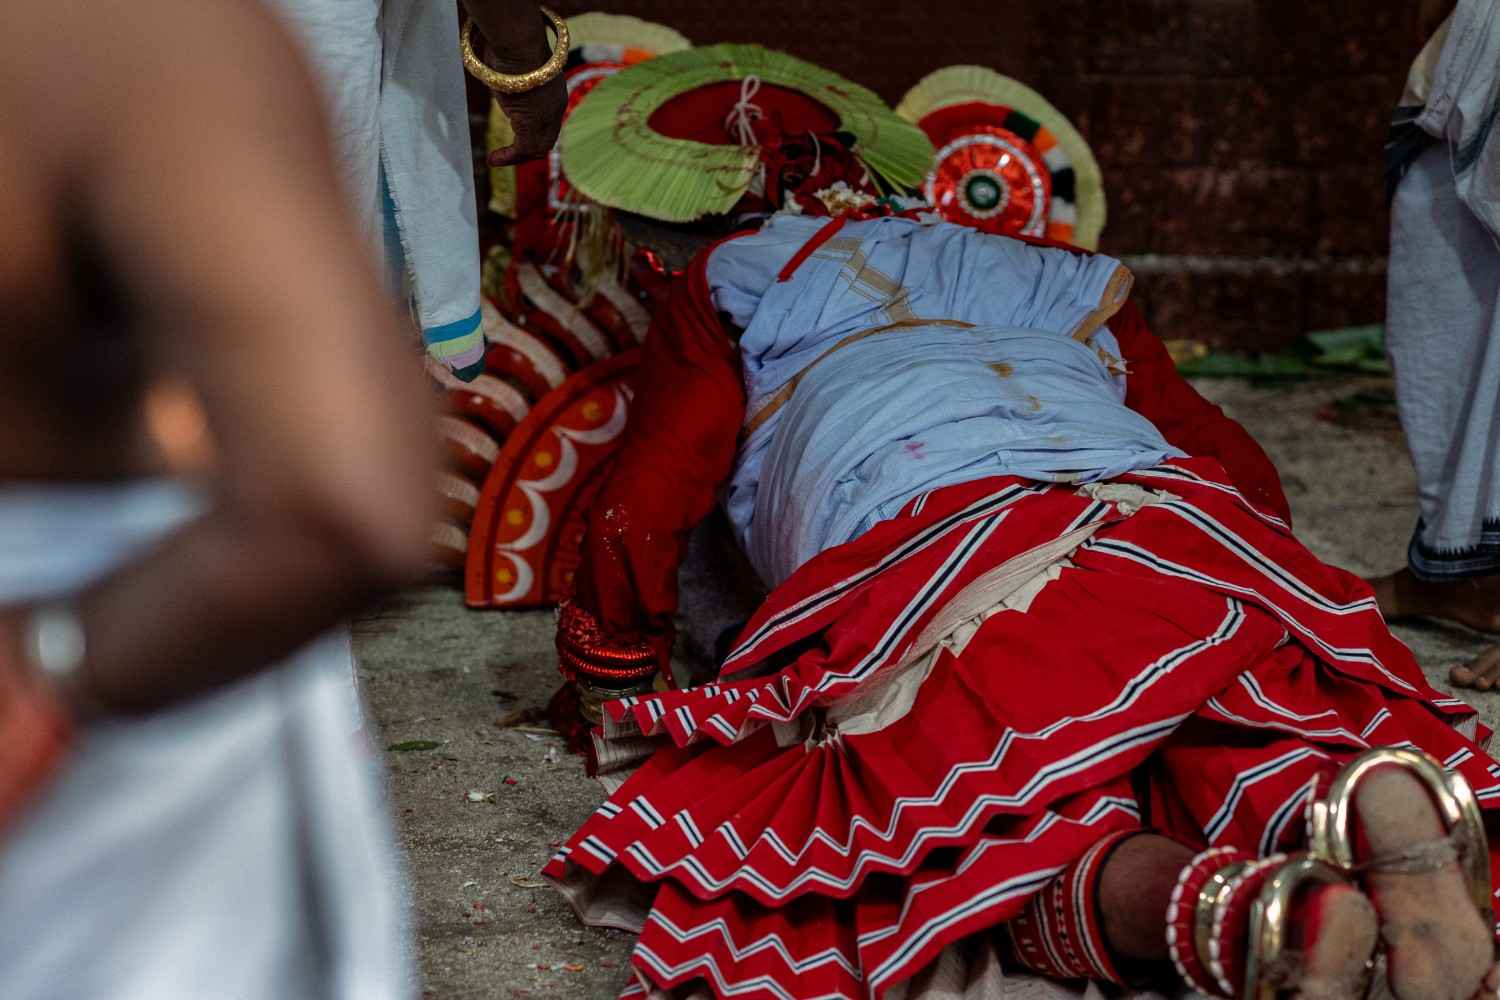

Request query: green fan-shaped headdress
[
  {"left": 487, "top": 13, "right": 691, "bottom": 217},
  {"left": 560, "top": 44, "right": 933, "bottom": 223}
]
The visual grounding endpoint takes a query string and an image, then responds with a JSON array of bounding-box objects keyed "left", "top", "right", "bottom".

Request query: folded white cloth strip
[{"left": 0, "top": 481, "right": 412, "bottom": 999}]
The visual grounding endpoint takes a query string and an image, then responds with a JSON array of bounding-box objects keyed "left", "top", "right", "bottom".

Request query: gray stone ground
[{"left": 351, "top": 375, "right": 1500, "bottom": 1000}]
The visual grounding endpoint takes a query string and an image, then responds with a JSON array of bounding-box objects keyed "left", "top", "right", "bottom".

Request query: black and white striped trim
[
  {"left": 1445, "top": 748, "right": 1475, "bottom": 770},
  {"left": 1156, "top": 502, "right": 1375, "bottom": 616},
  {"left": 676, "top": 811, "right": 704, "bottom": 849},
  {"left": 1360, "top": 708, "right": 1393, "bottom": 741},
  {"left": 725, "top": 484, "right": 1045, "bottom": 665},
  {"left": 702, "top": 509, "right": 1014, "bottom": 743},
  {"left": 644, "top": 910, "right": 863, "bottom": 978},
  {"left": 1084, "top": 537, "right": 1416, "bottom": 693},
  {"left": 631, "top": 942, "right": 853, "bottom": 1000},
  {"left": 1131, "top": 466, "right": 1290, "bottom": 532},
  {"left": 1062, "top": 499, "right": 1112, "bottom": 536},
  {"left": 1202, "top": 746, "right": 1329, "bottom": 843},
  {"left": 1258, "top": 777, "right": 1317, "bottom": 857},
  {"left": 580, "top": 835, "right": 617, "bottom": 865},
  {"left": 630, "top": 797, "right": 666, "bottom": 830},
  {"left": 868, "top": 865, "right": 1065, "bottom": 989},
  {"left": 619, "top": 715, "right": 1186, "bottom": 900},
  {"left": 860, "top": 796, "right": 1141, "bottom": 949},
  {"left": 736, "top": 602, "right": 1243, "bottom": 872}
]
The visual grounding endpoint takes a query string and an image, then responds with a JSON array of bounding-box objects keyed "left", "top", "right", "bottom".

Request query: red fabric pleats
[{"left": 547, "top": 467, "right": 1497, "bottom": 1000}]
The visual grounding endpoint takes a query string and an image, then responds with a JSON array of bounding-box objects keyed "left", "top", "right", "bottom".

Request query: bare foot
[
  {"left": 1451, "top": 644, "right": 1500, "bottom": 693},
  {"left": 1367, "top": 569, "right": 1500, "bottom": 691},
  {"left": 1294, "top": 883, "right": 1379, "bottom": 1000},
  {"left": 1353, "top": 766, "right": 1494, "bottom": 1000},
  {"left": 1368, "top": 568, "right": 1500, "bottom": 635}
]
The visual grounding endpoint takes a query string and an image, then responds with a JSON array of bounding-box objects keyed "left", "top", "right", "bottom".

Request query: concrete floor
[{"left": 351, "top": 374, "right": 1500, "bottom": 1000}]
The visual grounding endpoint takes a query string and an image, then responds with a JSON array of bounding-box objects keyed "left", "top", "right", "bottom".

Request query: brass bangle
[{"left": 461, "top": 8, "right": 569, "bottom": 95}]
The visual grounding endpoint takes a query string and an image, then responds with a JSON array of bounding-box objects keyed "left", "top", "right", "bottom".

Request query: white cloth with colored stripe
[{"left": 266, "top": 0, "right": 486, "bottom": 378}]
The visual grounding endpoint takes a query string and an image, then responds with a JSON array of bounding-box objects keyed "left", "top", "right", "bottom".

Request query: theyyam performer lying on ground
[{"left": 540, "top": 46, "right": 1500, "bottom": 1000}]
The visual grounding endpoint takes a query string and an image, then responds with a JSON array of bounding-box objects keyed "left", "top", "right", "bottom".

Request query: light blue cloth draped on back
[{"left": 707, "top": 215, "right": 1183, "bottom": 587}]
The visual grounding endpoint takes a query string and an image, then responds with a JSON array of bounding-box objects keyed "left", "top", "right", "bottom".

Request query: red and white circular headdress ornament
[
  {"left": 559, "top": 43, "right": 934, "bottom": 223},
  {"left": 896, "top": 65, "right": 1106, "bottom": 249}
]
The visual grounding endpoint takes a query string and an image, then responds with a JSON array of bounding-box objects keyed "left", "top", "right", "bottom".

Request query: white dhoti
[
  {"left": 265, "top": 0, "right": 487, "bottom": 376},
  {"left": 0, "top": 483, "right": 411, "bottom": 999},
  {"left": 1386, "top": 0, "right": 1500, "bottom": 579}
]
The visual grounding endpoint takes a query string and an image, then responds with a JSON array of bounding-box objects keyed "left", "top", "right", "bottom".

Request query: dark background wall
[{"left": 509, "top": 1, "right": 1441, "bottom": 350}]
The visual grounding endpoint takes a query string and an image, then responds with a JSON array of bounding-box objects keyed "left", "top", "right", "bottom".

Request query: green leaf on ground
[
  {"left": 1177, "top": 353, "right": 1318, "bottom": 379},
  {"left": 1175, "top": 325, "right": 1389, "bottom": 380}
]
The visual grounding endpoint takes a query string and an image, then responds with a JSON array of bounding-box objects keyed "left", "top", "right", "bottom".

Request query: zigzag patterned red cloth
[
  {"left": 544, "top": 462, "right": 1500, "bottom": 1000},
  {"left": 546, "top": 461, "right": 1500, "bottom": 1000}
]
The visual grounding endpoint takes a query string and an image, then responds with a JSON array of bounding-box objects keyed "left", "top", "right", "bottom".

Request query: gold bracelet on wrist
[{"left": 461, "top": 7, "right": 569, "bottom": 95}]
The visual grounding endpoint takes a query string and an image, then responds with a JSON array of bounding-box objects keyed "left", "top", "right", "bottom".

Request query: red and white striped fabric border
[{"left": 544, "top": 460, "right": 1496, "bottom": 1000}]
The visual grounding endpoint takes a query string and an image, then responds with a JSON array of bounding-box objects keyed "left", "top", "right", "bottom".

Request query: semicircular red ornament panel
[
  {"left": 481, "top": 299, "right": 575, "bottom": 404},
  {"left": 465, "top": 350, "right": 639, "bottom": 609}
]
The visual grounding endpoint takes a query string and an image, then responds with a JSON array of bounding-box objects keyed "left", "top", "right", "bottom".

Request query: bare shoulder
[
  {"left": 3, "top": 1, "right": 325, "bottom": 165},
  {"left": 0, "top": 0, "right": 337, "bottom": 340}
]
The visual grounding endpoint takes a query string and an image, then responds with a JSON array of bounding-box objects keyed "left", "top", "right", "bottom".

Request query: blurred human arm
[
  {"left": 0, "top": 0, "right": 437, "bottom": 716},
  {"left": 460, "top": 0, "right": 567, "bottom": 166}
]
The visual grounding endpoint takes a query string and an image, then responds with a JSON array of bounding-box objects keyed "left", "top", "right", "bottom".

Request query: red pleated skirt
[{"left": 545, "top": 462, "right": 1499, "bottom": 1000}]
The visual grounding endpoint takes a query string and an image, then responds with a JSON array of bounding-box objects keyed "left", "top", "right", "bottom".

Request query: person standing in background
[
  {"left": 264, "top": 0, "right": 567, "bottom": 379},
  {"left": 253, "top": 0, "right": 567, "bottom": 762},
  {"left": 1370, "top": 0, "right": 1500, "bottom": 690}
]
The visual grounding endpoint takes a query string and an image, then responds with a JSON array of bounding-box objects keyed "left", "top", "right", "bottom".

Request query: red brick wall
[
  {"left": 518, "top": 1, "right": 1433, "bottom": 350},
  {"left": 1029, "top": 1, "right": 1423, "bottom": 349}
]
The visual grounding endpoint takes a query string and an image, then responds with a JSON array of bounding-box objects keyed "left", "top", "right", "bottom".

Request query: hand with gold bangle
[{"left": 459, "top": 1, "right": 569, "bottom": 167}]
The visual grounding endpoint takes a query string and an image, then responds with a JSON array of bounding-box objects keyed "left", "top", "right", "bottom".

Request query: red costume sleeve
[
  {"left": 571, "top": 243, "right": 747, "bottom": 672},
  {"left": 1110, "top": 301, "right": 1293, "bottom": 524}
]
